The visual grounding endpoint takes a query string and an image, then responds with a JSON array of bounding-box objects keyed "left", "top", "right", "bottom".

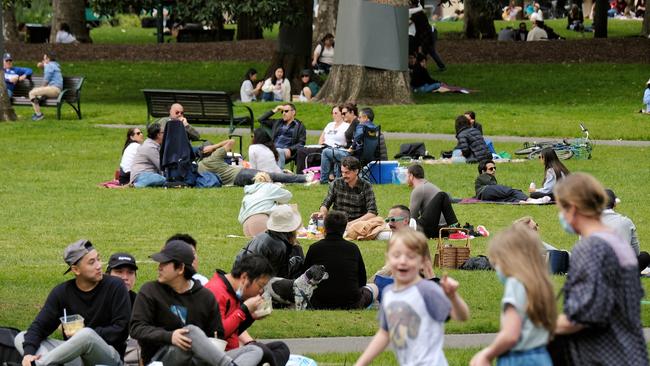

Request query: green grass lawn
[
  {"left": 0, "top": 120, "right": 648, "bottom": 339},
  {"left": 7, "top": 61, "right": 650, "bottom": 140}
]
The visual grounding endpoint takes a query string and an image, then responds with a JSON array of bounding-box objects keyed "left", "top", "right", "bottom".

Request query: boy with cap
[
  {"left": 106, "top": 252, "right": 138, "bottom": 307},
  {"left": 130, "top": 240, "right": 263, "bottom": 366},
  {"left": 15, "top": 239, "right": 131, "bottom": 366},
  {"left": 3, "top": 53, "right": 32, "bottom": 98}
]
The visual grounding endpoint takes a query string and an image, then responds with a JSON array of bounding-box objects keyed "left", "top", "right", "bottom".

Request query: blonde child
[
  {"left": 355, "top": 229, "right": 469, "bottom": 366},
  {"left": 470, "top": 224, "right": 556, "bottom": 366}
]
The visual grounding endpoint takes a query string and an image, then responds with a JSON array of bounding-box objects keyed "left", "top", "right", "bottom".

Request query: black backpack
[{"left": 0, "top": 327, "right": 21, "bottom": 364}]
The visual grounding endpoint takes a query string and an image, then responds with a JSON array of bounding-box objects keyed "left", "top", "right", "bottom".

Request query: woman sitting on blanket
[
  {"left": 118, "top": 127, "right": 144, "bottom": 185},
  {"left": 528, "top": 148, "right": 569, "bottom": 201},
  {"left": 475, "top": 159, "right": 551, "bottom": 204},
  {"left": 238, "top": 172, "right": 293, "bottom": 237},
  {"left": 409, "top": 53, "right": 470, "bottom": 94}
]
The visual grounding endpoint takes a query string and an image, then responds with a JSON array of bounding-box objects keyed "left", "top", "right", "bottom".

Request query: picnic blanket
[
  {"left": 455, "top": 198, "right": 555, "bottom": 205},
  {"left": 99, "top": 179, "right": 125, "bottom": 188},
  {"left": 420, "top": 158, "right": 528, "bottom": 165}
]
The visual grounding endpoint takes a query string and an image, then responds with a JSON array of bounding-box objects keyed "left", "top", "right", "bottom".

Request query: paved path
[
  {"left": 96, "top": 124, "right": 650, "bottom": 147},
  {"left": 263, "top": 328, "right": 650, "bottom": 353}
]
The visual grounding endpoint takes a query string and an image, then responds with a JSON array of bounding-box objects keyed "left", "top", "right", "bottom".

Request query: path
[{"left": 97, "top": 124, "right": 650, "bottom": 147}]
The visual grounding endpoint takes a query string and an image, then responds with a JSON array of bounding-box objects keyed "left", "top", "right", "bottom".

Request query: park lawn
[
  {"left": 0, "top": 121, "right": 648, "bottom": 339},
  {"left": 7, "top": 61, "right": 650, "bottom": 140},
  {"left": 309, "top": 348, "right": 480, "bottom": 365},
  {"left": 89, "top": 18, "right": 644, "bottom": 43}
]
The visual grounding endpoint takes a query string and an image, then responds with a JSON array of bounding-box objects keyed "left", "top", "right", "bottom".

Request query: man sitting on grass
[
  {"left": 198, "top": 139, "right": 316, "bottom": 186},
  {"left": 303, "top": 210, "right": 379, "bottom": 309},
  {"left": 15, "top": 240, "right": 131, "bottom": 366},
  {"left": 375, "top": 205, "right": 418, "bottom": 240}
]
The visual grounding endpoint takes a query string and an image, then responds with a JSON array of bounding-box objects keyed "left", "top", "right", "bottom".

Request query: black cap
[
  {"left": 106, "top": 252, "right": 138, "bottom": 272},
  {"left": 150, "top": 240, "right": 194, "bottom": 268}
]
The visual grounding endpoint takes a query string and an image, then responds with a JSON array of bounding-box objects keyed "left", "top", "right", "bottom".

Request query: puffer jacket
[
  {"left": 236, "top": 231, "right": 304, "bottom": 279},
  {"left": 455, "top": 126, "right": 491, "bottom": 163}
]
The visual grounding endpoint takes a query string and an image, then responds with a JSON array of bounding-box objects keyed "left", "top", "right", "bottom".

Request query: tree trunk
[
  {"left": 317, "top": 65, "right": 411, "bottom": 105},
  {"left": 237, "top": 13, "right": 263, "bottom": 40},
  {"left": 642, "top": 5, "right": 650, "bottom": 37},
  {"left": 315, "top": 0, "right": 413, "bottom": 105},
  {"left": 464, "top": 0, "right": 496, "bottom": 39},
  {"left": 51, "top": 0, "right": 91, "bottom": 43},
  {"left": 3, "top": 3, "right": 20, "bottom": 43},
  {"left": 313, "top": 0, "right": 339, "bottom": 43},
  {"left": 0, "top": 70, "right": 17, "bottom": 121},
  {"left": 593, "top": 0, "right": 608, "bottom": 38},
  {"left": 266, "top": 0, "right": 313, "bottom": 94}
]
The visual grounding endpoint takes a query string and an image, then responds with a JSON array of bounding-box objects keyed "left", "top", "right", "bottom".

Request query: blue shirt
[
  {"left": 274, "top": 121, "right": 297, "bottom": 149},
  {"left": 43, "top": 61, "right": 63, "bottom": 90},
  {"left": 3, "top": 66, "right": 33, "bottom": 94},
  {"left": 644, "top": 88, "right": 650, "bottom": 110}
]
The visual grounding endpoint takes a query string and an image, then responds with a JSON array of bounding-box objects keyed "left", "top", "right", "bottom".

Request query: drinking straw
[{"left": 63, "top": 308, "right": 67, "bottom": 322}]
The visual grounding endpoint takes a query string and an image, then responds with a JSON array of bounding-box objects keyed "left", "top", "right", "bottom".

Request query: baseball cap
[
  {"left": 106, "top": 252, "right": 138, "bottom": 272},
  {"left": 3, "top": 53, "right": 12, "bottom": 61},
  {"left": 63, "top": 239, "right": 95, "bottom": 274},
  {"left": 150, "top": 240, "right": 194, "bottom": 268}
]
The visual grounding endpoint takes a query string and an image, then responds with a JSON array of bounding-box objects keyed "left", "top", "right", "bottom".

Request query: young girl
[
  {"left": 261, "top": 67, "right": 291, "bottom": 102},
  {"left": 470, "top": 224, "right": 556, "bottom": 366},
  {"left": 529, "top": 147, "right": 570, "bottom": 200},
  {"left": 355, "top": 229, "right": 469, "bottom": 366},
  {"left": 240, "top": 68, "right": 262, "bottom": 102}
]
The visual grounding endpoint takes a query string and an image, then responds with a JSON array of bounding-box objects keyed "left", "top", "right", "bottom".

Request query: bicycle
[{"left": 514, "top": 124, "right": 592, "bottom": 160}]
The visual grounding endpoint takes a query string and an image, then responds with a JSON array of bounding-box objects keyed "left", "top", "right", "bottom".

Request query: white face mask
[
  {"left": 235, "top": 282, "right": 244, "bottom": 301},
  {"left": 558, "top": 211, "right": 576, "bottom": 235}
]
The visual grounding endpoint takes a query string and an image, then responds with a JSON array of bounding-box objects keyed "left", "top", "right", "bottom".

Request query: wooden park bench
[
  {"left": 11, "top": 76, "right": 85, "bottom": 120},
  {"left": 142, "top": 89, "right": 254, "bottom": 134}
]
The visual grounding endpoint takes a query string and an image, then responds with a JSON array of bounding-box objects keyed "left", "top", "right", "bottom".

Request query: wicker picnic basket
[{"left": 434, "top": 227, "right": 471, "bottom": 269}]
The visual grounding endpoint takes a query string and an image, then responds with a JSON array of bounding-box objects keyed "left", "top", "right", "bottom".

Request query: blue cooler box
[{"left": 366, "top": 161, "right": 399, "bottom": 184}]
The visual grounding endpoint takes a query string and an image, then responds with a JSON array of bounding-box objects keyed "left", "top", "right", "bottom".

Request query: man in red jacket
[{"left": 205, "top": 254, "right": 290, "bottom": 366}]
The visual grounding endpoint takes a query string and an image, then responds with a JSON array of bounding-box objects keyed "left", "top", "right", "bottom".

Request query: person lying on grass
[
  {"left": 355, "top": 229, "right": 469, "bottom": 366},
  {"left": 475, "top": 159, "right": 551, "bottom": 204}
]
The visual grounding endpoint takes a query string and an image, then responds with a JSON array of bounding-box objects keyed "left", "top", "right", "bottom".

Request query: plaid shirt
[{"left": 321, "top": 178, "right": 377, "bottom": 221}]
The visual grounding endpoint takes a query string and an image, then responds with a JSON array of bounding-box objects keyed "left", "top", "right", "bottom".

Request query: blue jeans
[
  {"left": 320, "top": 147, "right": 349, "bottom": 183},
  {"left": 497, "top": 346, "right": 552, "bottom": 366},
  {"left": 133, "top": 171, "right": 166, "bottom": 188},
  {"left": 261, "top": 91, "right": 283, "bottom": 102},
  {"left": 414, "top": 83, "right": 442, "bottom": 93},
  {"left": 276, "top": 148, "right": 290, "bottom": 169}
]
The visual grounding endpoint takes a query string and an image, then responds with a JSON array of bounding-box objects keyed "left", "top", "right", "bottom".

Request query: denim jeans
[
  {"left": 234, "top": 168, "right": 307, "bottom": 186},
  {"left": 320, "top": 147, "right": 349, "bottom": 183},
  {"left": 152, "top": 325, "right": 262, "bottom": 366},
  {"left": 276, "top": 148, "right": 290, "bottom": 169},
  {"left": 261, "top": 92, "right": 283, "bottom": 102},
  {"left": 133, "top": 171, "right": 166, "bottom": 188},
  {"left": 414, "top": 82, "right": 442, "bottom": 93},
  {"left": 497, "top": 346, "right": 552, "bottom": 366},
  {"left": 15, "top": 328, "right": 122, "bottom": 366}
]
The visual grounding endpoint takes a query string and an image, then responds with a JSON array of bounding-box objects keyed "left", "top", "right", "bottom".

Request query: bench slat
[{"left": 10, "top": 76, "right": 84, "bottom": 120}]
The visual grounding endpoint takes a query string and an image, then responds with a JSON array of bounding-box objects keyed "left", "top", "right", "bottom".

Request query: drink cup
[
  {"left": 59, "top": 314, "right": 84, "bottom": 337},
  {"left": 529, "top": 182, "right": 536, "bottom": 190},
  {"left": 209, "top": 337, "right": 227, "bottom": 352}
]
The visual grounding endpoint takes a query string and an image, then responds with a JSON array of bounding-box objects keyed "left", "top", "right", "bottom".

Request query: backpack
[
  {"left": 460, "top": 255, "right": 493, "bottom": 270},
  {"left": 547, "top": 250, "right": 570, "bottom": 274},
  {"left": 0, "top": 326, "right": 21, "bottom": 364}
]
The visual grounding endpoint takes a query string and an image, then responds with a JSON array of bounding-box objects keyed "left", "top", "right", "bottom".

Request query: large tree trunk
[
  {"left": 464, "top": 0, "right": 497, "bottom": 39},
  {"left": 316, "top": 0, "right": 412, "bottom": 105},
  {"left": 51, "top": 0, "right": 91, "bottom": 43},
  {"left": 642, "top": 4, "right": 650, "bottom": 37},
  {"left": 313, "top": 0, "right": 339, "bottom": 43},
  {"left": 237, "top": 13, "right": 263, "bottom": 40},
  {"left": 266, "top": 0, "right": 313, "bottom": 94},
  {"left": 0, "top": 70, "right": 17, "bottom": 121},
  {"left": 2, "top": 3, "right": 20, "bottom": 43},
  {"left": 593, "top": 0, "right": 608, "bottom": 38}
]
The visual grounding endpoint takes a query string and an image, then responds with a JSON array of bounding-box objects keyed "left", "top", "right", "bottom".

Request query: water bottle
[{"left": 530, "top": 182, "right": 536, "bottom": 190}]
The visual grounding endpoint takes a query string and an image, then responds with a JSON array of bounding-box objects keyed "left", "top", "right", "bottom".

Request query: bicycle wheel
[
  {"left": 514, "top": 141, "right": 555, "bottom": 156},
  {"left": 554, "top": 149, "right": 573, "bottom": 160}
]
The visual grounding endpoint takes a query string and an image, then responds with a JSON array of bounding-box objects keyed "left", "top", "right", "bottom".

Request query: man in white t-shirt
[
  {"left": 526, "top": 16, "right": 548, "bottom": 41},
  {"left": 376, "top": 205, "right": 417, "bottom": 240}
]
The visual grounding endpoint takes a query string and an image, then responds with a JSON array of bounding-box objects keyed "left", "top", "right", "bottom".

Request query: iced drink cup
[{"left": 60, "top": 314, "right": 84, "bottom": 337}]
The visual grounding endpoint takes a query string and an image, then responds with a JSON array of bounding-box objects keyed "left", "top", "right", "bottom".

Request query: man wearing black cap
[
  {"left": 130, "top": 240, "right": 263, "bottom": 366},
  {"left": 3, "top": 53, "right": 32, "bottom": 98},
  {"left": 15, "top": 240, "right": 131, "bottom": 366},
  {"left": 106, "top": 252, "right": 138, "bottom": 307}
]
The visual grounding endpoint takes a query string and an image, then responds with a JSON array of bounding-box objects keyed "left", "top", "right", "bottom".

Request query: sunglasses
[
  {"left": 282, "top": 109, "right": 293, "bottom": 114},
  {"left": 134, "top": 131, "right": 143, "bottom": 136},
  {"left": 486, "top": 166, "right": 496, "bottom": 171},
  {"left": 175, "top": 111, "right": 184, "bottom": 115},
  {"left": 341, "top": 111, "right": 348, "bottom": 115},
  {"left": 385, "top": 216, "right": 405, "bottom": 223}
]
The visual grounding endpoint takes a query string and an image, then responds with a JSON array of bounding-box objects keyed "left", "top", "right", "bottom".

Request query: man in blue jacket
[{"left": 3, "top": 53, "right": 32, "bottom": 98}]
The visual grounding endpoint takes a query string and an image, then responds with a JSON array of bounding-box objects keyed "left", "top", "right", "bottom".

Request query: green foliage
[
  {"left": 215, "top": 0, "right": 308, "bottom": 29},
  {"left": 13, "top": 0, "right": 51, "bottom": 24}
]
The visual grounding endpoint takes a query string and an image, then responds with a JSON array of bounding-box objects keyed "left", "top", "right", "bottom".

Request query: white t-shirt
[
  {"left": 501, "top": 277, "right": 549, "bottom": 351},
  {"left": 380, "top": 280, "right": 451, "bottom": 366},
  {"left": 55, "top": 30, "right": 77, "bottom": 44},
  {"left": 249, "top": 144, "right": 282, "bottom": 174},
  {"left": 120, "top": 142, "right": 140, "bottom": 173},
  {"left": 314, "top": 44, "right": 335, "bottom": 65},
  {"left": 240, "top": 80, "right": 256, "bottom": 102},
  {"left": 321, "top": 121, "right": 350, "bottom": 147}
]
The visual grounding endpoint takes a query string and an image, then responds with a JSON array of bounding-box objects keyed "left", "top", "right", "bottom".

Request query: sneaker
[
  {"left": 477, "top": 225, "right": 490, "bottom": 237},
  {"left": 303, "top": 171, "right": 319, "bottom": 186},
  {"left": 449, "top": 231, "right": 469, "bottom": 240},
  {"left": 32, "top": 113, "right": 44, "bottom": 121}
]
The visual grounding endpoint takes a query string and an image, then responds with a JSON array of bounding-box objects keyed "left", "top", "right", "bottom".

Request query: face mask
[
  {"left": 235, "top": 283, "right": 244, "bottom": 301},
  {"left": 558, "top": 211, "right": 576, "bottom": 235},
  {"left": 495, "top": 266, "right": 507, "bottom": 284}
]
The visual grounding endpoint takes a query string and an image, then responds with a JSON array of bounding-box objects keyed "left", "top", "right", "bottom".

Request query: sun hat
[{"left": 267, "top": 205, "right": 302, "bottom": 232}]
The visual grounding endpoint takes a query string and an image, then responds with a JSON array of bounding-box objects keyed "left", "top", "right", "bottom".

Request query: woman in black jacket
[{"left": 453, "top": 115, "right": 491, "bottom": 163}]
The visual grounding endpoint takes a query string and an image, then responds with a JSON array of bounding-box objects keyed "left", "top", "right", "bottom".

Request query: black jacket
[
  {"left": 237, "top": 231, "right": 304, "bottom": 279},
  {"left": 259, "top": 110, "right": 307, "bottom": 155},
  {"left": 130, "top": 280, "right": 224, "bottom": 364},
  {"left": 455, "top": 126, "right": 491, "bottom": 163}
]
